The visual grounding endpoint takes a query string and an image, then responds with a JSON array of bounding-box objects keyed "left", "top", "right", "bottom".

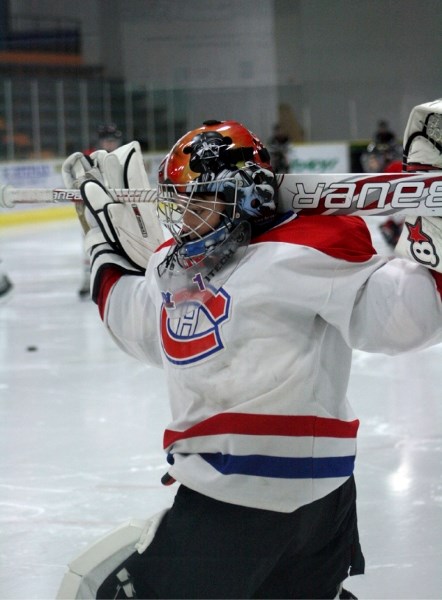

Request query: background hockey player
[
  {"left": 59, "top": 106, "right": 442, "bottom": 598},
  {"left": 360, "top": 121, "right": 404, "bottom": 250},
  {"left": 268, "top": 122, "right": 291, "bottom": 173}
]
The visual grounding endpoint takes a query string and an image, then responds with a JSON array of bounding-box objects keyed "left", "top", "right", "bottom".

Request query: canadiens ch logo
[{"left": 160, "top": 287, "right": 231, "bottom": 365}]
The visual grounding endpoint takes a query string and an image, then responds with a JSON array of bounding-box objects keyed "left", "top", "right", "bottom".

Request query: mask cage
[{"left": 157, "top": 177, "right": 238, "bottom": 248}]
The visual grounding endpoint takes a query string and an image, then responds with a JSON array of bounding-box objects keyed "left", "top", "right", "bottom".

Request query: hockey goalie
[{"left": 57, "top": 101, "right": 442, "bottom": 599}]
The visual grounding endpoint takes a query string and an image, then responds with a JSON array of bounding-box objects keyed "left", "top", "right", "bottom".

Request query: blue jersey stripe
[{"left": 200, "top": 452, "right": 355, "bottom": 479}]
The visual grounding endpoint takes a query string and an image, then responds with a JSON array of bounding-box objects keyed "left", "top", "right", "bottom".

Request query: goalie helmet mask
[
  {"left": 157, "top": 120, "right": 277, "bottom": 260},
  {"left": 156, "top": 120, "right": 278, "bottom": 316}
]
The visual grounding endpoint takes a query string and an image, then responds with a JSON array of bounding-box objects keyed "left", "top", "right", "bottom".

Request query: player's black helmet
[{"left": 97, "top": 123, "right": 122, "bottom": 141}]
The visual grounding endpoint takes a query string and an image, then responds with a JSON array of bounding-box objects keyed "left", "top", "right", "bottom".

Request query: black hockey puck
[{"left": 26, "top": 345, "right": 38, "bottom": 352}]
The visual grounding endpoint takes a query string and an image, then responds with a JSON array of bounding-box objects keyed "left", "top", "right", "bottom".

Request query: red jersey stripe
[{"left": 164, "top": 413, "right": 359, "bottom": 448}]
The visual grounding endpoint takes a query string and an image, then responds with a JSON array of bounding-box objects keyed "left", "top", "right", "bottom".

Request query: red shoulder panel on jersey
[{"left": 252, "top": 214, "right": 377, "bottom": 262}]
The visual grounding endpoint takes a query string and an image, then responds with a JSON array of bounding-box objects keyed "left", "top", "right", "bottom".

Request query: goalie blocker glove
[
  {"left": 395, "top": 215, "right": 442, "bottom": 274},
  {"left": 80, "top": 180, "right": 146, "bottom": 303},
  {"left": 64, "top": 141, "right": 164, "bottom": 301},
  {"left": 396, "top": 98, "right": 442, "bottom": 291},
  {"left": 403, "top": 98, "right": 442, "bottom": 172}
]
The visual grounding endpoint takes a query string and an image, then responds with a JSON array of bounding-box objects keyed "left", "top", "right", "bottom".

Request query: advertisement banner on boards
[{"left": 287, "top": 143, "right": 349, "bottom": 173}]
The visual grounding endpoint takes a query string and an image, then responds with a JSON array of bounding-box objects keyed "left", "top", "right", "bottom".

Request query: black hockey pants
[{"left": 98, "top": 475, "right": 364, "bottom": 599}]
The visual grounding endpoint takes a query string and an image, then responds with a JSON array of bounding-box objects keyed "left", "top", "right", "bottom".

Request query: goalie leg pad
[
  {"left": 56, "top": 510, "right": 167, "bottom": 599},
  {"left": 395, "top": 216, "right": 442, "bottom": 272}
]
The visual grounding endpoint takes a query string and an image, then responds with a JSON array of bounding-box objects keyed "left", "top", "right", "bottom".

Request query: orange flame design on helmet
[{"left": 158, "top": 120, "right": 272, "bottom": 187}]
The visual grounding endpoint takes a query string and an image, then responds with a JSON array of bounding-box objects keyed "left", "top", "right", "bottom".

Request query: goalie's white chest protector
[{"left": 104, "top": 213, "right": 442, "bottom": 512}]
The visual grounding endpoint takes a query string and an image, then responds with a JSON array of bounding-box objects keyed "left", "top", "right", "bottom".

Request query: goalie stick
[
  {"left": 0, "top": 185, "right": 158, "bottom": 207},
  {"left": 1, "top": 172, "right": 442, "bottom": 216}
]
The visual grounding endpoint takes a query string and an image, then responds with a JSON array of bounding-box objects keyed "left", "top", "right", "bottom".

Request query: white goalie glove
[
  {"left": 395, "top": 216, "right": 442, "bottom": 272},
  {"left": 62, "top": 142, "right": 147, "bottom": 190},
  {"left": 80, "top": 179, "right": 147, "bottom": 302},
  {"left": 62, "top": 142, "right": 164, "bottom": 291},
  {"left": 403, "top": 98, "right": 442, "bottom": 172},
  {"left": 396, "top": 98, "right": 442, "bottom": 271}
]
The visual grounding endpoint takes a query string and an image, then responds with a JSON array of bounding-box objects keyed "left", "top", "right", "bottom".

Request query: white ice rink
[{"left": 1, "top": 218, "right": 441, "bottom": 599}]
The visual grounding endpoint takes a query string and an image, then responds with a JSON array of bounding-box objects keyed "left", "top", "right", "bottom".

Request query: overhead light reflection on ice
[{"left": 388, "top": 462, "right": 412, "bottom": 493}]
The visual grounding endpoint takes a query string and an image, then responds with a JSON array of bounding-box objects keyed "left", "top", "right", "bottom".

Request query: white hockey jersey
[{"left": 96, "top": 213, "right": 442, "bottom": 512}]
